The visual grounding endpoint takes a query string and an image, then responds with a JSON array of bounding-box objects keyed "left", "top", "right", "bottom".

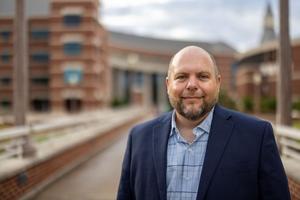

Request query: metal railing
[
  {"left": 0, "top": 114, "right": 99, "bottom": 161},
  {"left": 1, "top": 112, "right": 298, "bottom": 163},
  {"left": 275, "top": 125, "right": 300, "bottom": 162},
  {"left": 0, "top": 107, "right": 144, "bottom": 162}
]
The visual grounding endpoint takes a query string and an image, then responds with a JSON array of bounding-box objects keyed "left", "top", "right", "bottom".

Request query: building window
[
  {"left": 31, "top": 52, "right": 49, "bottom": 63},
  {"left": 0, "top": 77, "right": 11, "bottom": 86},
  {"left": 63, "top": 42, "right": 82, "bottom": 56},
  {"left": 135, "top": 72, "right": 144, "bottom": 85},
  {"left": 0, "top": 30, "right": 11, "bottom": 42},
  {"left": 63, "top": 15, "right": 81, "bottom": 26},
  {"left": 31, "top": 29, "right": 49, "bottom": 40},
  {"left": 64, "top": 67, "right": 83, "bottom": 85},
  {"left": 31, "top": 99, "right": 50, "bottom": 112},
  {"left": 1, "top": 100, "right": 11, "bottom": 110},
  {"left": 31, "top": 77, "right": 49, "bottom": 86},
  {"left": 1, "top": 51, "right": 11, "bottom": 63}
]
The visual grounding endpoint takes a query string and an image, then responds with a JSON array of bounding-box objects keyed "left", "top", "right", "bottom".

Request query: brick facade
[
  {"left": 289, "top": 177, "right": 300, "bottom": 200},
  {"left": 235, "top": 40, "right": 300, "bottom": 102},
  {"left": 0, "top": 0, "right": 109, "bottom": 114}
]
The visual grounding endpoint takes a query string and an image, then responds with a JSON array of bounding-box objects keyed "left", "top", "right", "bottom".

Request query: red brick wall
[
  {"left": 289, "top": 177, "right": 300, "bottom": 200},
  {"left": 214, "top": 54, "right": 235, "bottom": 93},
  {"left": 236, "top": 42, "right": 300, "bottom": 100},
  {"left": 0, "top": 116, "right": 143, "bottom": 200}
]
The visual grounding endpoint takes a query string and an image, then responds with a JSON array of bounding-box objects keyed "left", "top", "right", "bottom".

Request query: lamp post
[
  {"left": 14, "top": 0, "right": 36, "bottom": 157},
  {"left": 277, "top": 0, "right": 292, "bottom": 125},
  {"left": 14, "top": 0, "right": 27, "bottom": 126}
]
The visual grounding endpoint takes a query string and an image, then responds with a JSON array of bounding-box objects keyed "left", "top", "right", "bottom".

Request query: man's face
[{"left": 166, "top": 49, "right": 221, "bottom": 121}]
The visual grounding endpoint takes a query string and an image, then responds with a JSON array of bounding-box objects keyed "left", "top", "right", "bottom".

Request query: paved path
[{"left": 31, "top": 135, "right": 128, "bottom": 200}]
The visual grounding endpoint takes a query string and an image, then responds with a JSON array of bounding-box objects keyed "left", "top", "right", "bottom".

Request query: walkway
[{"left": 31, "top": 135, "right": 128, "bottom": 200}]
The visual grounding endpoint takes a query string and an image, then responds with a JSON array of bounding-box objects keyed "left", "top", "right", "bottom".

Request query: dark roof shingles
[{"left": 108, "top": 31, "right": 236, "bottom": 55}]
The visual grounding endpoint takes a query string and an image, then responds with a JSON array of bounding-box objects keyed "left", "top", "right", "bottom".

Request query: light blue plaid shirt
[{"left": 166, "top": 108, "right": 214, "bottom": 200}]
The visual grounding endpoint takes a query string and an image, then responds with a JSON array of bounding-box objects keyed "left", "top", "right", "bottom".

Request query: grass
[
  {"left": 293, "top": 120, "right": 300, "bottom": 129},
  {"left": 34, "top": 135, "right": 51, "bottom": 143},
  {"left": 0, "top": 124, "right": 11, "bottom": 130},
  {"left": 33, "top": 131, "right": 67, "bottom": 143}
]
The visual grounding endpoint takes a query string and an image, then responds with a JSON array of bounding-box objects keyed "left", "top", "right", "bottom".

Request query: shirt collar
[{"left": 170, "top": 106, "right": 215, "bottom": 137}]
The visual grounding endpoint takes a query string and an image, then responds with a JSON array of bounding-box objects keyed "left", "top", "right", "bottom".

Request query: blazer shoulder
[{"left": 218, "top": 105, "right": 271, "bottom": 128}]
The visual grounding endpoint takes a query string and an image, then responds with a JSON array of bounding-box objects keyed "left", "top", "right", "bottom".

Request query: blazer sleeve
[
  {"left": 258, "top": 122, "right": 291, "bottom": 200},
  {"left": 117, "top": 132, "right": 133, "bottom": 200}
]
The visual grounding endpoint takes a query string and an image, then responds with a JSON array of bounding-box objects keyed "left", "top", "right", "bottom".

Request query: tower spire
[{"left": 261, "top": 1, "right": 276, "bottom": 44}]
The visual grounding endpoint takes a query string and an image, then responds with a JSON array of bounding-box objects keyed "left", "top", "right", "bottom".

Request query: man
[{"left": 117, "top": 46, "right": 291, "bottom": 200}]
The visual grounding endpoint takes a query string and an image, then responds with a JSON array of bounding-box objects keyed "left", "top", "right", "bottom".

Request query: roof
[
  {"left": 108, "top": 31, "right": 236, "bottom": 56},
  {"left": 237, "top": 37, "right": 300, "bottom": 61}
]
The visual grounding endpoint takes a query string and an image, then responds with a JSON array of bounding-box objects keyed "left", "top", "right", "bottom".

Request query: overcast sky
[{"left": 100, "top": 0, "right": 300, "bottom": 52}]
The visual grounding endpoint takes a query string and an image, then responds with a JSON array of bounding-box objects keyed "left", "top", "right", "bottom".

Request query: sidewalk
[{"left": 31, "top": 135, "right": 128, "bottom": 200}]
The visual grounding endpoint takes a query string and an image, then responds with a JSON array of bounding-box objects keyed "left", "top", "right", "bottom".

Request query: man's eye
[
  {"left": 198, "top": 75, "right": 209, "bottom": 79},
  {"left": 176, "top": 76, "right": 185, "bottom": 80}
]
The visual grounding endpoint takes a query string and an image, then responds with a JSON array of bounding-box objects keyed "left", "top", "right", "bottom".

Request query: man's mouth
[{"left": 181, "top": 96, "right": 203, "bottom": 99}]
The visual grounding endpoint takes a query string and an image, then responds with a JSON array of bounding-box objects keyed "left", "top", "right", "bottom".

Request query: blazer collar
[
  {"left": 152, "top": 112, "right": 172, "bottom": 200},
  {"left": 196, "top": 104, "right": 235, "bottom": 200}
]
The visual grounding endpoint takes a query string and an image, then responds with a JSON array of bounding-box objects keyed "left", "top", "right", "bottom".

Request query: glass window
[
  {"left": 31, "top": 99, "right": 50, "bottom": 112},
  {"left": 0, "top": 77, "right": 11, "bottom": 86},
  {"left": 31, "top": 52, "right": 49, "bottom": 63},
  {"left": 31, "top": 77, "right": 49, "bottom": 86},
  {"left": 63, "top": 15, "right": 81, "bottom": 26},
  {"left": 135, "top": 72, "right": 143, "bottom": 85},
  {"left": 63, "top": 42, "right": 82, "bottom": 56},
  {"left": 31, "top": 29, "right": 49, "bottom": 40},
  {"left": 0, "top": 30, "right": 11, "bottom": 42},
  {"left": 64, "top": 68, "right": 83, "bottom": 85},
  {"left": 1, "top": 51, "right": 11, "bottom": 63},
  {"left": 1, "top": 100, "right": 11, "bottom": 110}
]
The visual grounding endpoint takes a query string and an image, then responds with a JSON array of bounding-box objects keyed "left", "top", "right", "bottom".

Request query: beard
[{"left": 168, "top": 95, "right": 217, "bottom": 121}]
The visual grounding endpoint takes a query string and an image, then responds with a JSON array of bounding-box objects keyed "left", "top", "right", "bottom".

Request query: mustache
[{"left": 181, "top": 91, "right": 204, "bottom": 97}]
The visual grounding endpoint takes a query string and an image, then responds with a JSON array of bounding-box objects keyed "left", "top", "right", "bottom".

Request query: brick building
[
  {"left": 0, "top": 0, "right": 109, "bottom": 113},
  {"left": 235, "top": 3, "right": 300, "bottom": 111},
  {"left": 108, "top": 31, "right": 236, "bottom": 110},
  {"left": 0, "top": 0, "right": 236, "bottom": 114}
]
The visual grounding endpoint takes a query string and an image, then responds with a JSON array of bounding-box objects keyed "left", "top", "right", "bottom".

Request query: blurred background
[{"left": 0, "top": 0, "right": 299, "bottom": 199}]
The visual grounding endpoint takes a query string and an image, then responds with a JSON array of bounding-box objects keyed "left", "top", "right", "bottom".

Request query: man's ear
[
  {"left": 217, "top": 74, "right": 221, "bottom": 83},
  {"left": 165, "top": 77, "right": 169, "bottom": 93},
  {"left": 216, "top": 74, "right": 221, "bottom": 92}
]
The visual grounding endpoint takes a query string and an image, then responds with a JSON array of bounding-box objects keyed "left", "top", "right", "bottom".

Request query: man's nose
[{"left": 186, "top": 77, "right": 198, "bottom": 90}]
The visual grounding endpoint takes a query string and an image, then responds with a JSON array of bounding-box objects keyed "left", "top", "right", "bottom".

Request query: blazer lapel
[
  {"left": 152, "top": 113, "right": 172, "bottom": 200},
  {"left": 197, "top": 105, "right": 235, "bottom": 200}
]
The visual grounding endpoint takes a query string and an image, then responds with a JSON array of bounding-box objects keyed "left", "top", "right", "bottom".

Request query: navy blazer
[{"left": 117, "top": 105, "right": 291, "bottom": 200}]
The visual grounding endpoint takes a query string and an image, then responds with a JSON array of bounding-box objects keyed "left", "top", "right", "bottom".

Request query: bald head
[{"left": 168, "top": 46, "right": 219, "bottom": 79}]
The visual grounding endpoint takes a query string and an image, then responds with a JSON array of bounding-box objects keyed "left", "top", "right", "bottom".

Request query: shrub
[
  {"left": 111, "top": 98, "right": 129, "bottom": 108},
  {"left": 218, "top": 90, "right": 236, "bottom": 109},
  {"left": 260, "top": 97, "right": 276, "bottom": 113},
  {"left": 242, "top": 96, "right": 253, "bottom": 112},
  {"left": 293, "top": 100, "right": 300, "bottom": 111}
]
